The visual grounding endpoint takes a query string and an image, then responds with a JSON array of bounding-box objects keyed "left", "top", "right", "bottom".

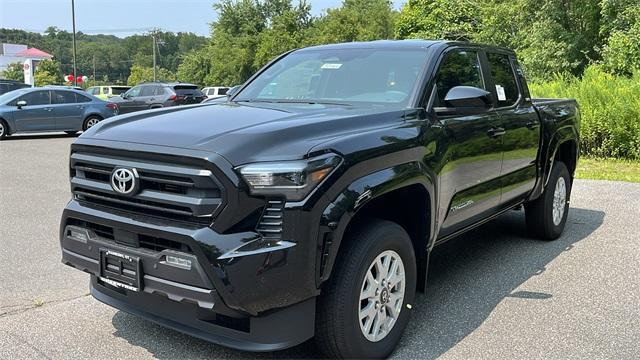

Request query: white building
[{"left": 0, "top": 43, "right": 53, "bottom": 73}]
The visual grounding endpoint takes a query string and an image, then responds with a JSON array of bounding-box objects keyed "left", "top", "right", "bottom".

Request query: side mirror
[
  {"left": 16, "top": 100, "right": 27, "bottom": 108},
  {"left": 444, "top": 86, "right": 493, "bottom": 109},
  {"left": 226, "top": 85, "right": 241, "bottom": 98}
]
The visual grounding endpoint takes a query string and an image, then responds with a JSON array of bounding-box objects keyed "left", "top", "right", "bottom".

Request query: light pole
[{"left": 71, "top": 0, "right": 77, "bottom": 86}]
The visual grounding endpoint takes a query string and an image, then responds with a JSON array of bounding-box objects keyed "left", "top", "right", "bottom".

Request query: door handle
[
  {"left": 526, "top": 121, "right": 539, "bottom": 130},
  {"left": 43, "top": 107, "right": 53, "bottom": 112},
  {"left": 149, "top": 98, "right": 155, "bottom": 101},
  {"left": 487, "top": 127, "right": 506, "bottom": 138},
  {"left": 76, "top": 105, "right": 84, "bottom": 109}
]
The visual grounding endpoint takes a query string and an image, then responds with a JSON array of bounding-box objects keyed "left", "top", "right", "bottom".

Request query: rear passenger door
[
  {"left": 433, "top": 48, "right": 504, "bottom": 237},
  {"left": 485, "top": 52, "right": 541, "bottom": 204},
  {"left": 51, "top": 90, "right": 83, "bottom": 130}
]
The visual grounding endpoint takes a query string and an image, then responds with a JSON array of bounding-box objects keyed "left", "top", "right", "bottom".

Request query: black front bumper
[{"left": 60, "top": 200, "right": 317, "bottom": 351}]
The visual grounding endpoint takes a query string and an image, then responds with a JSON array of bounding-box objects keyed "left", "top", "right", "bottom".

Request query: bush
[{"left": 529, "top": 66, "right": 640, "bottom": 159}]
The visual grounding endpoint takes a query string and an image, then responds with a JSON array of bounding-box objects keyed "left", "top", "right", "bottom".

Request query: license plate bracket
[{"left": 99, "top": 248, "right": 142, "bottom": 292}]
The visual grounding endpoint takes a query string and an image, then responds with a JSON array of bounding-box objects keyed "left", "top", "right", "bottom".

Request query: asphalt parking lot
[{"left": 1, "top": 133, "right": 639, "bottom": 359}]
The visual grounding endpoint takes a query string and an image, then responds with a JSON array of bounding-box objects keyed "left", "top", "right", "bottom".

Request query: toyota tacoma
[{"left": 59, "top": 40, "right": 580, "bottom": 358}]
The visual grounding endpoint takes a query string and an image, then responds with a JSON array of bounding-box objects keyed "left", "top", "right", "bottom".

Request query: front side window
[
  {"left": 434, "top": 50, "right": 484, "bottom": 107},
  {"left": 125, "top": 86, "right": 142, "bottom": 97},
  {"left": 235, "top": 48, "right": 428, "bottom": 107},
  {"left": 487, "top": 52, "right": 519, "bottom": 107},
  {"left": 16, "top": 90, "right": 50, "bottom": 106}
]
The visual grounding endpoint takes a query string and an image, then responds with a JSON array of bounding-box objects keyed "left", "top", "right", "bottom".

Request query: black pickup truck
[{"left": 59, "top": 40, "right": 580, "bottom": 358}]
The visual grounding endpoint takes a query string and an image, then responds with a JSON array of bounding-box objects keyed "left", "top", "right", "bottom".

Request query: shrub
[{"left": 530, "top": 66, "right": 640, "bottom": 159}]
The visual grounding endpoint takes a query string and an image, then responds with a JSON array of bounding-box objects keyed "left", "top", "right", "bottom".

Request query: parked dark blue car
[{"left": 0, "top": 87, "right": 118, "bottom": 140}]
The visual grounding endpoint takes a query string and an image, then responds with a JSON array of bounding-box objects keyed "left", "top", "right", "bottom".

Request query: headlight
[{"left": 237, "top": 154, "right": 342, "bottom": 201}]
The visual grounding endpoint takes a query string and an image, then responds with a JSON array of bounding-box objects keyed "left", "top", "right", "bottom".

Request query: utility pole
[
  {"left": 71, "top": 0, "right": 77, "bottom": 86},
  {"left": 152, "top": 31, "right": 156, "bottom": 81},
  {"left": 92, "top": 55, "right": 96, "bottom": 83}
]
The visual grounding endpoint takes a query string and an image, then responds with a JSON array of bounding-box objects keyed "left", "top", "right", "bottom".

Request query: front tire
[
  {"left": 0, "top": 119, "right": 8, "bottom": 140},
  {"left": 525, "top": 161, "right": 572, "bottom": 240},
  {"left": 315, "top": 219, "right": 416, "bottom": 358}
]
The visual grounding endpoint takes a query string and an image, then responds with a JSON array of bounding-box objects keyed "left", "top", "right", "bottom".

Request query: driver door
[
  {"left": 433, "top": 48, "right": 505, "bottom": 237},
  {"left": 11, "top": 90, "right": 55, "bottom": 131},
  {"left": 117, "top": 86, "right": 143, "bottom": 114}
]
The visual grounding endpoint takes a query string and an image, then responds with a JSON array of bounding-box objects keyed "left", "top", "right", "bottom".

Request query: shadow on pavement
[{"left": 110, "top": 207, "right": 604, "bottom": 359}]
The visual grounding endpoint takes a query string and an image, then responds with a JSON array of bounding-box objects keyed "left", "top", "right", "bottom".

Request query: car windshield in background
[
  {"left": 111, "top": 87, "right": 129, "bottom": 95},
  {"left": 0, "top": 88, "right": 30, "bottom": 104},
  {"left": 235, "top": 48, "right": 428, "bottom": 107}
]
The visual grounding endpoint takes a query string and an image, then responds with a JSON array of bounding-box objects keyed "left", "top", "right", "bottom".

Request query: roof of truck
[{"left": 298, "top": 39, "right": 515, "bottom": 54}]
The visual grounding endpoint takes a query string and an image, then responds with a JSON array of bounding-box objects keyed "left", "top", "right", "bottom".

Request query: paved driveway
[{"left": 1, "top": 134, "right": 639, "bottom": 359}]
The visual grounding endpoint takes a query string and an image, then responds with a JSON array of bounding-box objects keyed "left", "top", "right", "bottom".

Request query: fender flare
[{"left": 315, "top": 161, "right": 436, "bottom": 287}]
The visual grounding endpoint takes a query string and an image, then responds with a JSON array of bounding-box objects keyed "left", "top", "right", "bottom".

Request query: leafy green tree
[
  {"left": 313, "top": 0, "right": 395, "bottom": 43},
  {"left": 601, "top": 4, "right": 640, "bottom": 75},
  {"left": 34, "top": 59, "right": 61, "bottom": 86},
  {"left": 395, "top": 0, "right": 479, "bottom": 40},
  {"left": 127, "top": 64, "right": 176, "bottom": 86},
  {"left": 2, "top": 62, "right": 24, "bottom": 81}
]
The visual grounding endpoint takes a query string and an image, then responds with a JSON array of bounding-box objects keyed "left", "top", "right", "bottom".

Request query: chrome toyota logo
[{"left": 110, "top": 168, "right": 139, "bottom": 195}]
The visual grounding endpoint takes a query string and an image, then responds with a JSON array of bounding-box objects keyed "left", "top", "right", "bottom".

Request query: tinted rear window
[
  {"left": 111, "top": 87, "right": 129, "bottom": 95},
  {"left": 173, "top": 85, "right": 202, "bottom": 96}
]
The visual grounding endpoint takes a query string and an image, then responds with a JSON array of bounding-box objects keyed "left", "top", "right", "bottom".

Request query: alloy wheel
[{"left": 359, "top": 249, "right": 405, "bottom": 342}]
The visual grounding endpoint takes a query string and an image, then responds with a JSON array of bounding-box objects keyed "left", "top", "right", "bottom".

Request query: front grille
[
  {"left": 70, "top": 151, "right": 223, "bottom": 224},
  {"left": 256, "top": 200, "right": 284, "bottom": 239}
]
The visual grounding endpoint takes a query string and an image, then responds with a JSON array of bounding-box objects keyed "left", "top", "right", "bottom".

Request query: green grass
[{"left": 576, "top": 158, "right": 640, "bottom": 183}]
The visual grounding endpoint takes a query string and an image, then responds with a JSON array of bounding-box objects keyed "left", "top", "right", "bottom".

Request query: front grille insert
[
  {"left": 70, "top": 151, "right": 224, "bottom": 224},
  {"left": 66, "top": 219, "right": 191, "bottom": 253}
]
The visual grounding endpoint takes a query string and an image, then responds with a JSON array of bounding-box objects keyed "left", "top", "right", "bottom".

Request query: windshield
[
  {"left": 235, "top": 48, "right": 427, "bottom": 107},
  {"left": 0, "top": 88, "right": 30, "bottom": 104}
]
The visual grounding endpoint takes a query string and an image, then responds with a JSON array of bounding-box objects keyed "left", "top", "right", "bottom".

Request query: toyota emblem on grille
[{"left": 110, "top": 168, "right": 139, "bottom": 195}]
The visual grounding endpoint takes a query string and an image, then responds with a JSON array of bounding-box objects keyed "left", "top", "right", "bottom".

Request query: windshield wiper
[{"left": 236, "top": 99, "right": 352, "bottom": 106}]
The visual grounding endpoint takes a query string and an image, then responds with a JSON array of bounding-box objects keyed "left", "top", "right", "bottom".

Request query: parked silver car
[{"left": 0, "top": 87, "right": 118, "bottom": 140}]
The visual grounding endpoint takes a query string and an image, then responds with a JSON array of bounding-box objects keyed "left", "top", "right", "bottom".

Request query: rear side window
[
  {"left": 76, "top": 94, "right": 92, "bottom": 103},
  {"left": 52, "top": 90, "right": 77, "bottom": 104},
  {"left": 140, "top": 86, "right": 155, "bottom": 96},
  {"left": 487, "top": 52, "right": 519, "bottom": 107},
  {"left": 217, "top": 88, "right": 228, "bottom": 95},
  {"left": 434, "top": 50, "right": 484, "bottom": 107},
  {"left": 153, "top": 86, "right": 167, "bottom": 96}
]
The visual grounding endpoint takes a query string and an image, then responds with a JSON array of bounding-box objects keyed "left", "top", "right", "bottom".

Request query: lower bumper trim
[{"left": 90, "top": 277, "right": 315, "bottom": 352}]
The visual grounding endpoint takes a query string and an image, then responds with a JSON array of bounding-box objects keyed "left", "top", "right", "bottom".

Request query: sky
[{"left": 0, "top": 0, "right": 406, "bottom": 38}]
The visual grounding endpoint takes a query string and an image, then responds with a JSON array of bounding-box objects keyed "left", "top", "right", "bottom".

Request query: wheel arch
[
  {"left": 316, "top": 162, "right": 435, "bottom": 293},
  {"left": 0, "top": 116, "right": 11, "bottom": 135}
]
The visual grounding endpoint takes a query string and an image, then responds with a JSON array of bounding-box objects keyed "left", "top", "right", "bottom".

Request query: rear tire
[
  {"left": 83, "top": 116, "right": 102, "bottom": 131},
  {"left": 0, "top": 119, "right": 7, "bottom": 140},
  {"left": 315, "top": 219, "right": 416, "bottom": 359},
  {"left": 525, "top": 161, "right": 571, "bottom": 240}
]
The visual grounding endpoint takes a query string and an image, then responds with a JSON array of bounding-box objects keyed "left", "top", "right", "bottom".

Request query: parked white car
[{"left": 202, "top": 86, "right": 230, "bottom": 99}]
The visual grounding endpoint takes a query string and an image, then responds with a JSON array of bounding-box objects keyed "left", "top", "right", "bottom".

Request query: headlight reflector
[{"left": 238, "top": 154, "right": 341, "bottom": 200}]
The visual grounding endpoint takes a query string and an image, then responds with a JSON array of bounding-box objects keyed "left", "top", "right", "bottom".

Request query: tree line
[
  {"left": 1, "top": 0, "right": 639, "bottom": 86},
  {"left": 0, "top": 27, "right": 206, "bottom": 85}
]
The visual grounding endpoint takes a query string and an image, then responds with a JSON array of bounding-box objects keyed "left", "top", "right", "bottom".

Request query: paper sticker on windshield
[
  {"left": 321, "top": 63, "right": 342, "bottom": 69},
  {"left": 495, "top": 85, "right": 507, "bottom": 101}
]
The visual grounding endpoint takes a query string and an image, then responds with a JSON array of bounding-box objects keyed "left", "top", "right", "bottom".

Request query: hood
[{"left": 84, "top": 102, "right": 405, "bottom": 165}]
